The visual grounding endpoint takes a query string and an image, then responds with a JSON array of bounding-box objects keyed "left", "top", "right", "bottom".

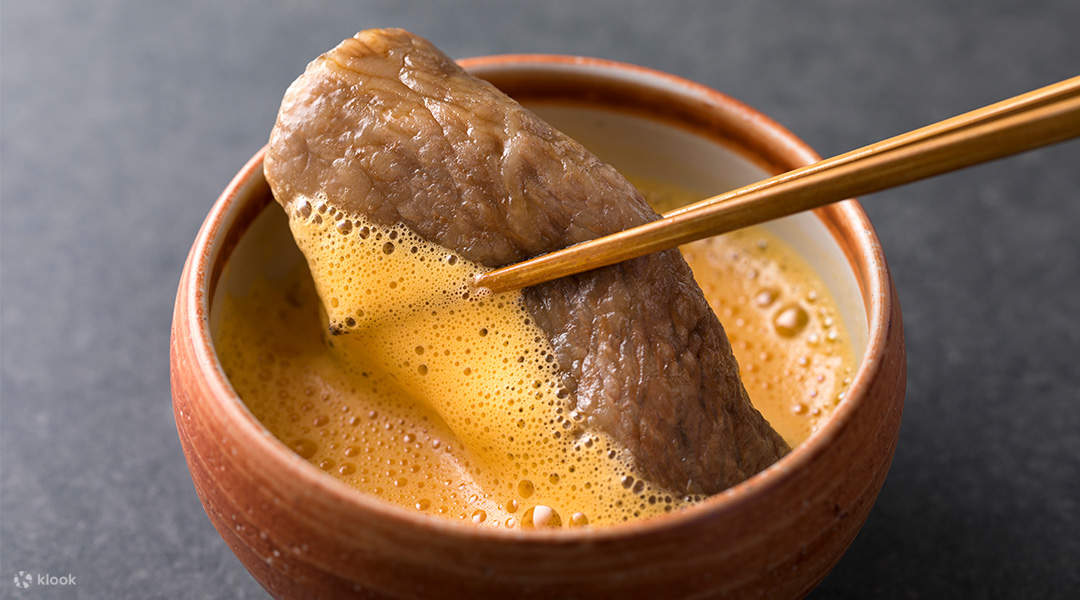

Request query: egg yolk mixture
[{"left": 213, "top": 179, "right": 855, "bottom": 528}]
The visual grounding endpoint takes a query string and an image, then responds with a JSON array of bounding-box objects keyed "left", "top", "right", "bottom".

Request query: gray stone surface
[{"left": 1, "top": 0, "right": 1077, "bottom": 598}]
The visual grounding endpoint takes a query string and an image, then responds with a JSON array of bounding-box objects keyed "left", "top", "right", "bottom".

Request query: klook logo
[{"left": 11, "top": 570, "right": 77, "bottom": 590}]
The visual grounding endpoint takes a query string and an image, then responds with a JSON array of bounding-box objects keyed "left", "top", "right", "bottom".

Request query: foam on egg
[{"left": 281, "top": 193, "right": 687, "bottom": 526}]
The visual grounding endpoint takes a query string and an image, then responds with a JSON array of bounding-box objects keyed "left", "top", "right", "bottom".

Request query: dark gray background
[{"left": 2, "top": 1, "right": 1078, "bottom": 598}]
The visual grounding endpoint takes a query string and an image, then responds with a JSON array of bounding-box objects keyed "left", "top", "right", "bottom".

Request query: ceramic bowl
[{"left": 171, "top": 54, "right": 905, "bottom": 599}]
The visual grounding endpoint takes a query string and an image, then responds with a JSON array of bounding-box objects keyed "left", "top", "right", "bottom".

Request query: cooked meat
[{"left": 265, "top": 28, "right": 789, "bottom": 495}]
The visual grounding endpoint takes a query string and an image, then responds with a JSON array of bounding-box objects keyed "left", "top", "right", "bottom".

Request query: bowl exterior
[{"left": 171, "top": 56, "right": 905, "bottom": 599}]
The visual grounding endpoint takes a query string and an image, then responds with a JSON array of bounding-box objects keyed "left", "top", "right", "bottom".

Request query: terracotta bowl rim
[{"left": 179, "top": 53, "right": 895, "bottom": 543}]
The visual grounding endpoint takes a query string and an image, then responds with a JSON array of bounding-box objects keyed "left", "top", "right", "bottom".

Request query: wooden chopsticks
[{"left": 475, "top": 75, "right": 1080, "bottom": 293}]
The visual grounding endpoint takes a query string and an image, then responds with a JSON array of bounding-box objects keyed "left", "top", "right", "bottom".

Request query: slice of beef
[{"left": 265, "top": 28, "right": 790, "bottom": 495}]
